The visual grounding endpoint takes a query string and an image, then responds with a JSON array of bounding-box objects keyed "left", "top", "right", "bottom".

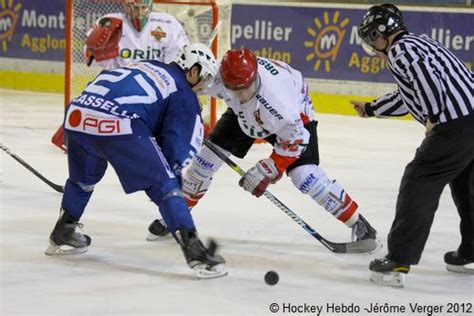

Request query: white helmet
[{"left": 175, "top": 43, "right": 218, "bottom": 85}]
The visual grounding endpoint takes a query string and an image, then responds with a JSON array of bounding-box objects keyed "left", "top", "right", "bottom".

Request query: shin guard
[{"left": 289, "top": 165, "right": 359, "bottom": 227}]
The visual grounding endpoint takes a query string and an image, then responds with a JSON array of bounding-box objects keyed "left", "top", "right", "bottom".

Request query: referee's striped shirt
[{"left": 366, "top": 32, "right": 474, "bottom": 124}]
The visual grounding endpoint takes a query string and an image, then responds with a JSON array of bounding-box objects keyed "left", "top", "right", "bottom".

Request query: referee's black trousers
[{"left": 388, "top": 115, "right": 474, "bottom": 265}]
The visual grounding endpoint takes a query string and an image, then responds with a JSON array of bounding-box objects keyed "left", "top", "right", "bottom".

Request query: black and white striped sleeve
[
  {"left": 402, "top": 54, "right": 444, "bottom": 123},
  {"left": 366, "top": 89, "right": 409, "bottom": 117}
]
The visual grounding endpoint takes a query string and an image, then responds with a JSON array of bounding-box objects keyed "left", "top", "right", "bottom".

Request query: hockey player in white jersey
[
  {"left": 84, "top": 0, "right": 189, "bottom": 69},
  {"left": 149, "top": 48, "right": 379, "bottom": 251}
]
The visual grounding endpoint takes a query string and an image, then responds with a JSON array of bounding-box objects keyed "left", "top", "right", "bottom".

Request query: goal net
[{"left": 64, "top": 0, "right": 231, "bottom": 128}]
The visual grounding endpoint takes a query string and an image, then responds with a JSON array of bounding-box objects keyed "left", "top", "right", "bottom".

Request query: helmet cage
[
  {"left": 124, "top": 0, "right": 152, "bottom": 31},
  {"left": 358, "top": 24, "right": 383, "bottom": 56},
  {"left": 358, "top": 5, "right": 405, "bottom": 54}
]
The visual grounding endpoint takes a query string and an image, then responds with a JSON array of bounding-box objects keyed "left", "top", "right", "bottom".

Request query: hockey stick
[
  {"left": 206, "top": 21, "right": 222, "bottom": 47},
  {"left": 203, "top": 139, "right": 358, "bottom": 254},
  {"left": 0, "top": 143, "right": 64, "bottom": 193},
  {"left": 176, "top": 6, "right": 211, "bottom": 24}
]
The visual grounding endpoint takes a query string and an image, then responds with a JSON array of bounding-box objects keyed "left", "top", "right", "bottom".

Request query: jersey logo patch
[
  {"left": 151, "top": 26, "right": 167, "bottom": 41},
  {"left": 255, "top": 94, "right": 283, "bottom": 120},
  {"left": 65, "top": 105, "right": 132, "bottom": 136}
]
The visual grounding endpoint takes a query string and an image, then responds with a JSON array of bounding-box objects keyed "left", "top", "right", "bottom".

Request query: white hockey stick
[
  {"left": 175, "top": 6, "right": 211, "bottom": 23},
  {"left": 206, "top": 21, "right": 222, "bottom": 47}
]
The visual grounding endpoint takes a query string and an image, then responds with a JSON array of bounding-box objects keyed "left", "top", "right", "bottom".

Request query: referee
[{"left": 351, "top": 3, "right": 474, "bottom": 287}]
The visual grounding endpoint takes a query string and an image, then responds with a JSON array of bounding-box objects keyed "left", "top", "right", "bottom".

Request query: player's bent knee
[
  {"left": 289, "top": 165, "right": 328, "bottom": 199},
  {"left": 145, "top": 182, "right": 179, "bottom": 205},
  {"left": 76, "top": 181, "right": 95, "bottom": 192},
  {"left": 66, "top": 179, "right": 95, "bottom": 193}
]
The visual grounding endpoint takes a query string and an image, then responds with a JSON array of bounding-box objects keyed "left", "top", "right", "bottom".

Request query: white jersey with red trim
[
  {"left": 88, "top": 12, "right": 189, "bottom": 70},
  {"left": 205, "top": 57, "right": 315, "bottom": 159}
]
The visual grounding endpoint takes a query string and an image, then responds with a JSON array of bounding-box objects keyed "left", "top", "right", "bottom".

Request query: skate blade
[
  {"left": 369, "top": 239, "right": 383, "bottom": 254},
  {"left": 370, "top": 271, "right": 405, "bottom": 287},
  {"left": 146, "top": 232, "right": 173, "bottom": 241},
  {"left": 446, "top": 263, "right": 474, "bottom": 274},
  {"left": 193, "top": 263, "right": 228, "bottom": 279},
  {"left": 346, "top": 238, "right": 382, "bottom": 254},
  {"left": 45, "top": 243, "right": 89, "bottom": 256}
]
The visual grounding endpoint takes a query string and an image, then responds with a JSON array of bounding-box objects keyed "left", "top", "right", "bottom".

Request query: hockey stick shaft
[
  {"left": 206, "top": 21, "right": 222, "bottom": 47},
  {"left": 0, "top": 143, "right": 64, "bottom": 193},
  {"left": 203, "top": 139, "right": 347, "bottom": 253}
]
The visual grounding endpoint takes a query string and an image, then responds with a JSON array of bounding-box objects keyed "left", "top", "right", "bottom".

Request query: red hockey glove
[
  {"left": 85, "top": 17, "right": 122, "bottom": 64},
  {"left": 239, "top": 159, "right": 282, "bottom": 197}
]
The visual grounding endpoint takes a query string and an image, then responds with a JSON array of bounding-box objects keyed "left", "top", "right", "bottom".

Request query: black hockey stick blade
[
  {"left": 203, "top": 139, "right": 358, "bottom": 254},
  {"left": 0, "top": 143, "right": 64, "bottom": 193}
]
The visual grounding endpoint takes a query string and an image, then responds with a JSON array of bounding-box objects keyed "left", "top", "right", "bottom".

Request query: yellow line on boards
[{"left": 0, "top": 71, "right": 64, "bottom": 93}]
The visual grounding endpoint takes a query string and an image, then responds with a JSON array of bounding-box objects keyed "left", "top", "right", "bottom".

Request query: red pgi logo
[{"left": 69, "top": 109, "right": 123, "bottom": 135}]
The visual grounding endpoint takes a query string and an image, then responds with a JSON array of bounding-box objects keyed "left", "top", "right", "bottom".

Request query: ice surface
[{"left": 1, "top": 89, "right": 472, "bottom": 315}]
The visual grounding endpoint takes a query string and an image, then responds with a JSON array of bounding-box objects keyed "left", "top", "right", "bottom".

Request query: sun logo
[
  {"left": 304, "top": 11, "right": 349, "bottom": 72},
  {"left": 0, "top": 0, "right": 22, "bottom": 52}
]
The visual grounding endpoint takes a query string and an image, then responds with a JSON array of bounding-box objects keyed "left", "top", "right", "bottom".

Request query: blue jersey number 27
[{"left": 84, "top": 68, "right": 158, "bottom": 105}]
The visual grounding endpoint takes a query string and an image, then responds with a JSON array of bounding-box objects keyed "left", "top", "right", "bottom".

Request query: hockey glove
[
  {"left": 239, "top": 159, "right": 282, "bottom": 197},
  {"left": 85, "top": 17, "right": 122, "bottom": 65}
]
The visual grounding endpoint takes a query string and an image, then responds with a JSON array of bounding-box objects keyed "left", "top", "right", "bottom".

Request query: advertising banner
[
  {"left": 2, "top": 1, "right": 472, "bottom": 83},
  {"left": 0, "top": 0, "right": 66, "bottom": 61},
  {"left": 231, "top": 4, "right": 473, "bottom": 83}
]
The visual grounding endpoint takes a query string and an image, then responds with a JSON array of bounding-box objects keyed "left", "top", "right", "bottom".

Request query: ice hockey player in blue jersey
[{"left": 44, "top": 43, "right": 227, "bottom": 279}]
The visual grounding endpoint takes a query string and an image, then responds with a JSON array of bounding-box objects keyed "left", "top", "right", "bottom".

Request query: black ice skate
[
  {"left": 176, "top": 229, "right": 227, "bottom": 279},
  {"left": 146, "top": 219, "right": 171, "bottom": 241},
  {"left": 349, "top": 215, "right": 380, "bottom": 253},
  {"left": 369, "top": 255, "right": 410, "bottom": 287},
  {"left": 444, "top": 251, "right": 474, "bottom": 274},
  {"left": 45, "top": 208, "right": 91, "bottom": 255}
]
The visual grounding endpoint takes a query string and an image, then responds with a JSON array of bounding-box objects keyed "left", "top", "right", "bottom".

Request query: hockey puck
[{"left": 264, "top": 271, "right": 279, "bottom": 286}]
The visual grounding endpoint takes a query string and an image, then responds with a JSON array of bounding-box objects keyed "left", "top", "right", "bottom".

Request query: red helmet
[{"left": 220, "top": 48, "right": 257, "bottom": 90}]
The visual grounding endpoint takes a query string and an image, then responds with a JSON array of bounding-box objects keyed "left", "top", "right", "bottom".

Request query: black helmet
[
  {"left": 380, "top": 3, "right": 403, "bottom": 20},
  {"left": 358, "top": 4, "right": 406, "bottom": 46}
]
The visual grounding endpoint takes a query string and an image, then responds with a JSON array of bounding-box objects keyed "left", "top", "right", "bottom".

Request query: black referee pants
[{"left": 388, "top": 115, "right": 474, "bottom": 264}]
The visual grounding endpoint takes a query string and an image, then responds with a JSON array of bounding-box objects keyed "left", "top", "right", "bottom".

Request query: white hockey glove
[{"left": 239, "top": 159, "right": 282, "bottom": 197}]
